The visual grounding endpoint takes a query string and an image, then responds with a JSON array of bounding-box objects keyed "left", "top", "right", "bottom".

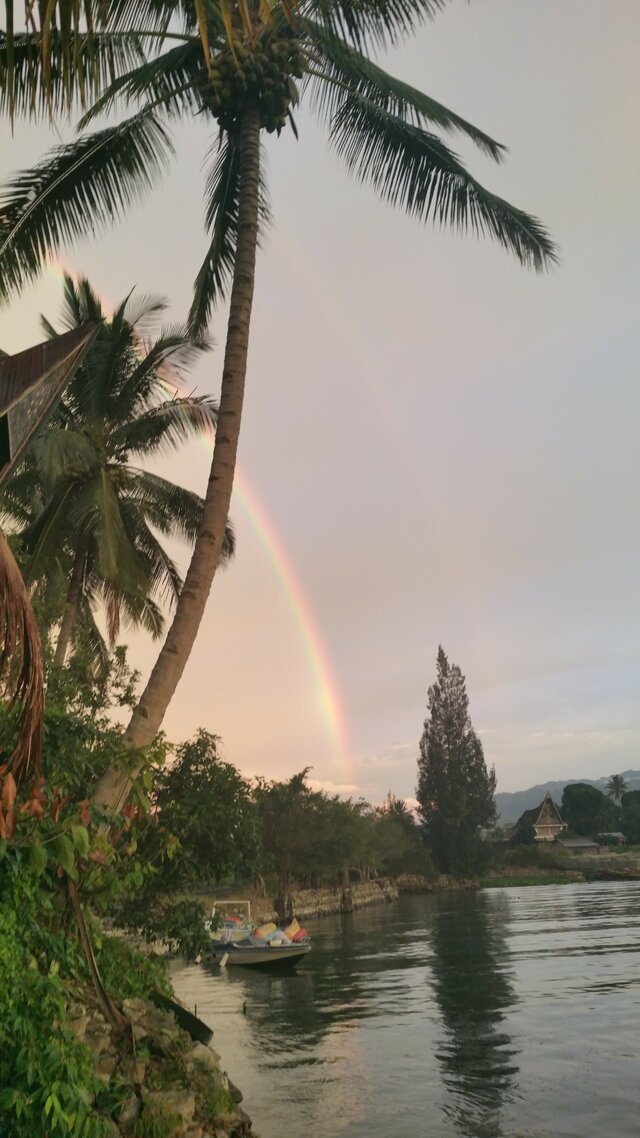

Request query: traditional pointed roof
[
  {"left": 0, "top": 322, "right": 98, "bottom": 487},
  {"left": 515, "top": 791, "right": 564, "bottom": 830}
]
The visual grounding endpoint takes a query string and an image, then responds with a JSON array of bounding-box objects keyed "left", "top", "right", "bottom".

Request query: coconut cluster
[{"left": 206, "top": 35, "right": 305, "bottom": 133}]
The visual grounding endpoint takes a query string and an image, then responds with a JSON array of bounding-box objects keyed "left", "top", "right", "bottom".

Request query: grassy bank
[{"left": 480, "top": 872, "right": 584, "bottom": 888}]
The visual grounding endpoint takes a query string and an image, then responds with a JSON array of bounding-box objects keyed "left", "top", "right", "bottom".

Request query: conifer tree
[{"left": 416, "top": 646, "right": 496, "bottom": 874}]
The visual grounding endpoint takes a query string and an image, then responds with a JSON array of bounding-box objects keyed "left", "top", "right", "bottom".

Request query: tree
[
  {"left": 0, "top": 4, "right": 557, "bottom": 808},
  {"left": 416, "top": 646, "right": 496, "bottom": 874},
  {"left": 511, "top": 823, "right": 537, "bottom": 847},
  {"left": 606, "top": 774, "right": 628, "bottom": 805},
  {"left": 620, "top": 790, "right": 640, "bottom": 844},
  {"left": 561, "top": 783, "right": 618, "bottom": 837},
  {"left": 1, "top": 274, "right": 235, "bottom": 667},
  {"left": 148, "top": 729, "right": 259, "bottom": 888}
]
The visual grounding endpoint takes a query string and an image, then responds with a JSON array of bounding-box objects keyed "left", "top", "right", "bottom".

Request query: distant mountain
[{"left": 495, "top": 770, "right": 640, "bottom": 824}]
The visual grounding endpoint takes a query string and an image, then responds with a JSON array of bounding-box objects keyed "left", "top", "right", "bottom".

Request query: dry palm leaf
[{"left": 0, "top": 528, "right": 44, "bottom": 786}]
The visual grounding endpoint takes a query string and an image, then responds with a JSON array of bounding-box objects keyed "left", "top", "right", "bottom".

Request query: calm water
[{"left": 171, "top": 882, "right": 640, "bottom": 1138}]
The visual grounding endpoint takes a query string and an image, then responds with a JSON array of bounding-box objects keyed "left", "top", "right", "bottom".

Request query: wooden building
[{"left": 514, "top": 792, "right": 567, "bottom": 842}]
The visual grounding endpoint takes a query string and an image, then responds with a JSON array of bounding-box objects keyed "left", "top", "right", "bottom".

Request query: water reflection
[
  {"left": 171, "top": 883, "right": 640, "bottom": 1138},
  {"left": 427, "top": 891, "right": 519, "bottom": 1137}
]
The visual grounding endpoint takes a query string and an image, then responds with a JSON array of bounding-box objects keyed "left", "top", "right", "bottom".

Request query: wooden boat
[{"left": 209, "top": 939, "right": 311, "bottom": 969}]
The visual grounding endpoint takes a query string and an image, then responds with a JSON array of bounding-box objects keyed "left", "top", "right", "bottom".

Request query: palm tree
[
  {"left": 1, "top": 273, "right": 235, "bottom": 668},
  {"left": 0, "top": 2, "right": 557, "bottom": 808},
  {"left": 606, "top": 774, "right": 627, "bottom": 806}
]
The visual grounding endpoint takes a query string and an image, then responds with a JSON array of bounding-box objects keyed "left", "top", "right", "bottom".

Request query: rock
[
  {"left": 184, "top": 1128, "right": 205, "bottom": 1138},
  {"left": 133, "top": 1060, "right": 147, "bottom": 1085},
  {"left": 187, "top": 1043, "right": 223, "bottom": 1072},
  {"left": 138, "top": 1006, "right": 183, "bottom": 1050},
  {"left": 96, "top": 1051, "right": 118, "bottom": 1080},
  {"left": 122, "top": 997, "right": 149, "bottom": 1022},
  {"left": 145, "top": 1089, "right": 196, "bottom": 1125},
  {"left": 84, "top": 1026, "right": 113, "bottom": 1058},
  {"left": 119, "top": 1094, "right": 142, "bottom": 1125},
  {"left": 69, "top": 1015, "right": 91, "bottom": 1042},
  {"left": 215, "top": 1110, "right": 252, "bottom": 1137},
  {"left": 228, "top": 1080, "right": 243, "bottom": 1104}
]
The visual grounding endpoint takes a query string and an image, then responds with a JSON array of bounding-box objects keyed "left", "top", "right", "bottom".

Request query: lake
[{"left": 171, "top": 882, "right": 640, "bottom": 1138}]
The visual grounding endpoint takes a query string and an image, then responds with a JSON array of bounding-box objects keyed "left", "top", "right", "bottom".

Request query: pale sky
[{"left": 1, "top": 1, "right": 638, "bottom": 800}]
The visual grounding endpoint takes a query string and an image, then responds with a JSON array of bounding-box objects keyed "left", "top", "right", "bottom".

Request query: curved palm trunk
[
  {"left": 93, "top": 104, "right": 262, "bottom": 812},
  {"left": 53, "top": 543, "right": 86, "bottom": 667}
]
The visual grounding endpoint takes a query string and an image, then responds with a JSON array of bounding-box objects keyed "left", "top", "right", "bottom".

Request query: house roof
[
  {"left": 515, "top": 792, "right": 564, "bottom": 830},
  {"left": 0, "top": 323, "right": 98, "bottom": 486},
  {"left": 557, "top": 835, "right": 600, "bottom": 848}
]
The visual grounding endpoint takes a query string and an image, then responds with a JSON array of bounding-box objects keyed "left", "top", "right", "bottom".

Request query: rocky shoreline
[
  {"left": 210, "top": 872, "right": 474, "bottom": 927},
  {"left": 68, "top": 983, "right": 257, "bottom": 1138}
]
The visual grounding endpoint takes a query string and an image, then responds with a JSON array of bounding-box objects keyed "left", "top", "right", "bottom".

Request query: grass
[{"left": 480, "top": 873, "right": 584, "bottom": 888}]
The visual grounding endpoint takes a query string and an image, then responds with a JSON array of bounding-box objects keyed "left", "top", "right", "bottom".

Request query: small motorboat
[
  {"left": 209, "top": 939, "right": 311, "bottom": 969},
  {"left": 206, "top": 902, "right": 311, "bottom": 968}
]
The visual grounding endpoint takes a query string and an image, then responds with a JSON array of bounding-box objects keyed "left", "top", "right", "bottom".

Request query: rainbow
[{"left": 44, "top": 258, "right": 351, "bottom": 770}]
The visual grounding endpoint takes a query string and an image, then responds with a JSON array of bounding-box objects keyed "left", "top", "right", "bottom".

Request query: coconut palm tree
[
  {"left": 0, "top": 2, "right": 557, "bottom": 808},
  {"left": 606, "top": 774, "right": 627, "bottom": 806},
  {"left": 1, "top": 273, "right": 235, "bottom": 668}
]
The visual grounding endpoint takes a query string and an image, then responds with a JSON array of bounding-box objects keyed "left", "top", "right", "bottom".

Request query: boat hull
[{"left": 210, "top": 942, "right": 311, "bottom": 968}]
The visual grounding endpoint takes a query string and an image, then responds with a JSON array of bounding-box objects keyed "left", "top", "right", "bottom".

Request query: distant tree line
[
  {"left": 561, "top": 779, "right": 640, "bottom": 844},
  {"left": 134, "top": 731, "right": 435, "bottom": 902}
]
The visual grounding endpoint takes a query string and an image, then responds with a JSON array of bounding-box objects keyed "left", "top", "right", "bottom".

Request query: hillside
[{"left": 495, "top": 770, "right": 640, "bottom": 823}]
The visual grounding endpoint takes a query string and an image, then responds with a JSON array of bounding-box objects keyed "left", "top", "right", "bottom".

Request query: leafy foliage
[
  {"left": 254, "top": 769, "right": 433, "bottom": 889},
  {"left": 416, "top": 646, "right": 496, "bottom": 874},
  {"left": 0, "top": 872, "right": 112, "bottom": 1137},
  {"left": 561, "top": 783, "right": 618, "bottom": 838},
  {"left": 620, "top": 791, "right": 640, "bottom": 844},
  {"left": 1, "top": 274, "right": 235, "bottom": 664}
]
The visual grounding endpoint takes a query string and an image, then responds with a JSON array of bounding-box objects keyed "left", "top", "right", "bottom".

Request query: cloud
[{"left": 307, "top": 779, "right": 361, "bottom": 797}]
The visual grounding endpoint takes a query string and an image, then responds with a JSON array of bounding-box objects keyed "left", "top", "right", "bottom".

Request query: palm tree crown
[
  {"left": 0, "top": 2, "right": 558, "bottom": 806},
  {"left": 606, "top": 774, "right": 628, "bottom": 806},
  {"left": 1, "top": 274, "right": 234, "bottom": 665},
  {"left": 0, "top": 0, "right": 557, "bottom": 317}
]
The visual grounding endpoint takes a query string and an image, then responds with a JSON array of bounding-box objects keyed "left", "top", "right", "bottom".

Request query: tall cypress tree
[{"left": 417, "top": 647, "right": 496, "bottom": 874}]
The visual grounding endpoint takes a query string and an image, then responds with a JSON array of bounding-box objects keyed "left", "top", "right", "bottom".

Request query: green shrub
[
  {"left": 0, "top": 896, "right": 110, "bottom": 1138},
  {"left": 94, "top": 934, "right": 172, "bottom": 1001}
]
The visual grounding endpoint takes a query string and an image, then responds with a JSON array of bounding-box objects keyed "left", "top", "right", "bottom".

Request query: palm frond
[
  {"left": 301, "top": 0, "right": 448, "bottom": 51},
  {"left": 77, "top": 471, "right": 147, "bottom": 587},
  {"left": 0, "top": 529, "right": 43, "bottom": 786},
  {"left": 305, "top": 19, "right": 505, "bottom": 161},
  {"left": 121, "top": 468, "right": 205, "bottom": 542},
  {"left": 116, "top": 499, "right": 183, "bottom": 604},
  {"left": 36, "top": 428, "right": 100, "bottom": 483},
  {"left": 189, "top": 132, "right": 271, "bottom": 335},
  {"left": 330, "top": 96, "right": 557, "bottom": 270},
  {"left": 0, "top": 112, "right": 175, "bottom": 304},
  {"left": 78, "top": 38, "right": 206, "bottom": 127},
  {"left": 74, "top": 591, "right": 110, "bottom": 666},
  {"left": 21, "top": 479, "right": 77, "bottom": 583},
  {"left": 99, "top": 575, "right": 164, "bottom": 644},
  {"left": 0, "top": 27, "right": 148, "bottom": 121},
  {"left": 108, "top": 394, "right": 219, "bottom": 459}
]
